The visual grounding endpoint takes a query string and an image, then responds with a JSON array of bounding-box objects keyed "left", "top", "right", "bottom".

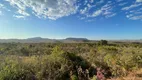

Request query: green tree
[{"left": 98, "top": 40, "right": 108, "bottom": 45}]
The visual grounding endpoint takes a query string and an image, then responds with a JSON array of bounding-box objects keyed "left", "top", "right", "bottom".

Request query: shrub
[{"left": 98, "top": 40, "right": 108, "bottom": 45}]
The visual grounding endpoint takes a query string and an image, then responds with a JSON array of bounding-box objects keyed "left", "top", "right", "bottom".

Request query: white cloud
[
  {"left": 136, "top": 0, "right": 142, "bottom": 2},
  {"left": 122, "top": 3, "right": 142, "bottom": 10},
  {"left": 118, "top": 2, "right": 128, "bottom": 6},
  {"left": 89, "top": 2, "right": 116, "bottom": 18},
  {"left": 86, "top": 19, "right": 95, "bottom": 22},
  {"left": 78, "top": 0, "right": 117, "bottom": 21},
  {"left": 116, "top": 0, "right": 124, "bottom": 2},
  {"left": 0, "top": 3, "right": 4, "bottom": 8},
  {"left": 17, "top": 9, "right": 30, "bottom": 17},
  {"left": 0, "top": 3, "right": 4, "bottom": 15},
  {"left": 0, "top": 11, "right": 2, "bottom": 15},
  {"left": 80, "top": 7, "right": 88, "bottom": 14},
  {"left": 84, "top": 0, "right": 88, "bottom": 5},
  {"left": 105, "top": 13, "right": 116, "bottom": 18},
  {"left": 96, "top": 0, "right": 104, "bottom": 4},
  {"left": 79, "top": 17, "right": 86, "bottom": 20},
  {"left": 127, "top": 14, "right": 142, "bottom": 20},
  {"left": 3, "top": 0, "right": 142, "bottom": 21},
  {"left": 90, "top": 0, "right": 94, "bottom": 3},
  {"left": 126, "top": 10, "right": 142, "bottom": 20},
  {"left": 92, "top": 10, "right": 102, "bottom": 17},
  {"left": 0, "top": 3, "right": 11, "bottom": 12},
  {"left": 13, "top": 15, "right": 25, "bottom": 19},
  {"left": 5, "top": 0, "right": 78, "bottom": 20},
  {"left": 122, "top": 1, "right": 142, "bottom": 20}
]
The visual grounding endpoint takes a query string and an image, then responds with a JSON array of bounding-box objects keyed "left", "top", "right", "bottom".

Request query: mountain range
[
  {"left": 0, "top": 37, "right": 142, "bottom": 43},
  {"left": 0, "top": 37, "right": 90, "bottom": 43}
]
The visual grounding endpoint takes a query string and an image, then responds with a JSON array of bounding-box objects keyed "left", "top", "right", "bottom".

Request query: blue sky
[{"left": 0, "top": 0, "right": 142, "bottom": 40}]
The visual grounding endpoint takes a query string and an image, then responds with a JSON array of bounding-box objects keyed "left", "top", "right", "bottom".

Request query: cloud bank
[
  {"left": 1, "top": 0, "right": 142, "bottom": 20},
  {"left": 5, "top": 0, "right": 78, "bottom": 20}
]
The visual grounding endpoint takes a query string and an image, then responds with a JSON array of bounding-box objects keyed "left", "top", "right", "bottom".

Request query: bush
[{"left": 98, "top": 40, "right": 108, "bottom": 45}]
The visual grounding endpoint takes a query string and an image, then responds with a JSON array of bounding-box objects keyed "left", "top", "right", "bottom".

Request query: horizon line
[{"left": 0, "top": 37, "right": 142, "bottom": 41}]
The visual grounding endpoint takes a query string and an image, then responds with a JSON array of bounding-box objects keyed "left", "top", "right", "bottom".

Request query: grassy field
[{"left": 0, "top": 41, "right": 142, "bottom": 80}]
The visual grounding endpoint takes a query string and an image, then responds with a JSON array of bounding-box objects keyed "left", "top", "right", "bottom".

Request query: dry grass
[{"left": 107, "top": 69, "right": 142, "bottom": 80}]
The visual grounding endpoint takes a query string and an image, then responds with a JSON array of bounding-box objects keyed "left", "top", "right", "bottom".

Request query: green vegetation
[{"left": 0, "top": 42, "right": 142, "bottom": 80}]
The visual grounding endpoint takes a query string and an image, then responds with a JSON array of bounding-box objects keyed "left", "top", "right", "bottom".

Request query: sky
[{"left": 0, "top": 0, "right": 142, "bottom": 40}]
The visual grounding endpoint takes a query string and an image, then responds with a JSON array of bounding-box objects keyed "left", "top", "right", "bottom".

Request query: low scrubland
[{"left": 0, "top": 42, "right": 141, "bottom": 80}]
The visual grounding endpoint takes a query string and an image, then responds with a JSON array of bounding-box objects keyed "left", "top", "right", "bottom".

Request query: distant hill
[
  {"left": 0, "top": 37, "right": 142, "bottom": 43},
  {"left": 0, "top": 37, "right": 89, "bottom": 43},
  {"left": 27, "top": 37, "right": 43, "bottom": 40}
]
